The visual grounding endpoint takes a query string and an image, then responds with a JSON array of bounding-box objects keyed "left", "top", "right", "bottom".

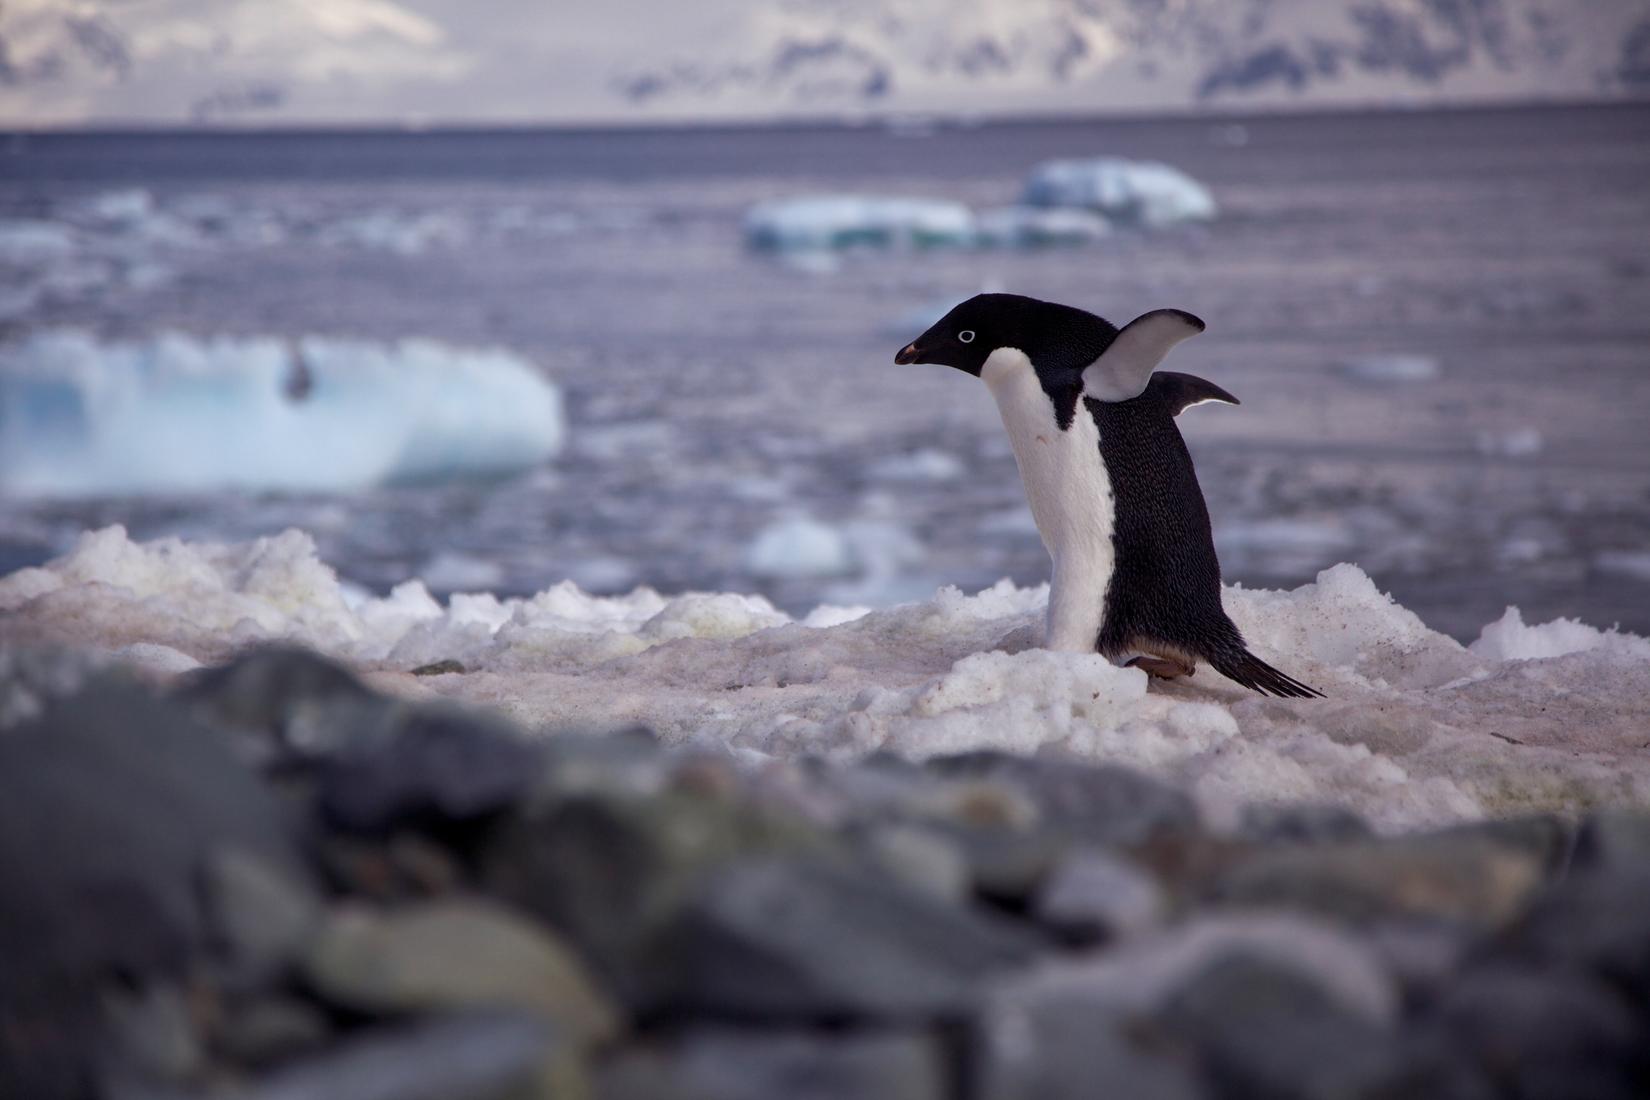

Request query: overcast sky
[{"left": 3, "top": 0, "right": 1645, "bottom": 127}]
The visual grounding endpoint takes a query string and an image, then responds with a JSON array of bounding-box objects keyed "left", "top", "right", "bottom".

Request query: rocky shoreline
[{"left": 4, "top": 646, "right": 1647, "bottom": 1099}]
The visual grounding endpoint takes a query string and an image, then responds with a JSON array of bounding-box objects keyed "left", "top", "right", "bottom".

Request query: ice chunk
[
  {"left": 1469, "top": 607, "right": 1650, "bottom": 662},
  {"left": 1215, "top": 517, "right": 1356, "bottom": 577},
  {"left": 1595, "top": 551, "right": 1650, "bottom": 582},
  {"left": 745, "top": 515, "right": 855, "bottom": 579},
  {"left": 974, "top": 205, "right": 1112, "bottom": 247},
  {"left": 318, "top": 209, "right": 470, "bottom": 256},
  {"left": 0, "top": 330, "right": 566, "bottom": 496},
  {"left": 420, "top": 552, "right": 507, "bottom": 593},
  {"left": 80, "top": 188, "right": 157, "bottom": 224},
  {"left": 1474, "top": 427, "right": 1543, "bottom": 458},
  {"left": 745, "top": 195, "right": 975, "bottom": 251},
  {"left": 868, "top": 449, "right": 965, "bottom": 482},
  {"left": 1340, "top": 354, "right": 1440, "bottom": 383},
  {"left": 0, "top": 219, "right": 77, "bottom": 264},
  {"left": 1021, "top": 158, "right": 1216, "bottom": 227}
]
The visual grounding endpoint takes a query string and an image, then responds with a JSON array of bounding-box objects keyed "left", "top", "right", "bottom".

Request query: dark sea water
[{"left": 2, "top": 104, "right": 1648, "bottom": 638}]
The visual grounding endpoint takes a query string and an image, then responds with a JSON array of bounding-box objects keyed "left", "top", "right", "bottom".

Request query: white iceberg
[
  {"left": 5, "top": 528, "right": 1649, "bottom": 834},
  {"left": 1021, "top": 158, "right": 1217, "bottom": 227},
  {"left": 0, "top": 330, "right": 566, "bottom": 497},
  {"left": 744, "top": 195, "right": 976, "bottom": 251}
]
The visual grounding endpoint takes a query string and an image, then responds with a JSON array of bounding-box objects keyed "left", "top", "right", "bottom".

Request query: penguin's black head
[{"left": 894, "top": 293, "right": 1116, "bottom": 380}]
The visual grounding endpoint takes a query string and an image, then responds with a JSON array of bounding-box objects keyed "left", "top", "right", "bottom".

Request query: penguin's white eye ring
[{"left": 958, "top": 330, "right": 976, "bottom": 344}]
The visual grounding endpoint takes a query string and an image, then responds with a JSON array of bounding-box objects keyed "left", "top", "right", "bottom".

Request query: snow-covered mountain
[
  {"left": 613, "top": 0, "right": 1650, "bottom": 119},
  {"left": 2, "top": 0, "right": 1647, "bottom": 127}
]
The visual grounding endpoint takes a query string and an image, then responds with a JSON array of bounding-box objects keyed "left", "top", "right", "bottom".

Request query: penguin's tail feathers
[{"left": 1208, "top": 647, "right": 1324, "bottom": 699}]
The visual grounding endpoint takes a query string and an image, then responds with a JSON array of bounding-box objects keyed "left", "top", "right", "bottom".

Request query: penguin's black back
[
  {"left": 1089, "top": 373, "right": 1228, "bottom": 659},
  {"left": 1089, "top": 372, "right": 1322, "bottom": 698}
]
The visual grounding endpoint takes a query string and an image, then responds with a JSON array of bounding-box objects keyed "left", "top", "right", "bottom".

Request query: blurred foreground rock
[{"left": 1, "top": 645, "right": 1647, "bottom": 1099}]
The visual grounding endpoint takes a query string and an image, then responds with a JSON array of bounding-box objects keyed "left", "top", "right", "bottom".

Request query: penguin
[{"left": 895, "top": 292, "right": 1321, "bottom": 698}]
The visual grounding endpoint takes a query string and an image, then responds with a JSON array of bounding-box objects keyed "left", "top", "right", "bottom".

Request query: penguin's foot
[{"left": 1126, "top": 654, "right": 1196, "bottom": 680}]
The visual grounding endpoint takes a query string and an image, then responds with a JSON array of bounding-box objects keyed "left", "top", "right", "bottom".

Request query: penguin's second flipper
[
  {"left": 1150, "top": 371, "right": 1240, "bottom": 416},
  {"left": 1207, "top": 646, "right": 1324, "bottom": 699}
]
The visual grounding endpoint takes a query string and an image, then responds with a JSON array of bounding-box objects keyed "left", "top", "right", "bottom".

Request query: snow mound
[
  {"left": 744, "top": 195, "right": 975, "bottom": 251},
  {"left": 6, "top": 528, "right": 1649, "bottom": 832},
  {"left": 1021, "top": 158, "right": 1217, "bottom": 227},
  {"left": 0, "top": 330, "right": 566, "bottom": 496}
]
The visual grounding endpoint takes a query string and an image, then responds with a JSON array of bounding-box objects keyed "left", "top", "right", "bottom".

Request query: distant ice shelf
[{"left": 0, "top": 330, "right": 567, "bottom": 497}]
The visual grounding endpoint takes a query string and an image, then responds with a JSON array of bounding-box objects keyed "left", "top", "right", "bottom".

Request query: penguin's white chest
[{"left": 981, "top": 347, "right": 1116, "bottom": 653}]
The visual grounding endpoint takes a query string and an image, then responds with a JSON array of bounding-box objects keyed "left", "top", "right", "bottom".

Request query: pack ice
[
  {"left": 0, "top": 330, "right": 566, "bottom": 496},
  {"left": 4, "top": 527, "right": 1647, "bottom": 833}
]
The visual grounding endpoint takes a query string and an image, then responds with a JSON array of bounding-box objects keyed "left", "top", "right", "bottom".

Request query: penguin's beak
[{"left": 894, "top": 342, "right": 923, "bottom": 365}]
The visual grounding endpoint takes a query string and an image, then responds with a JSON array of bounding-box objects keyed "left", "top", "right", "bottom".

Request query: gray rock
[
  {"left": 212, "top": 996, "right": 330, "bottom": 1067},
  {"left": 988, "top": 913, "right": 1398, "bottom": 1036},
  {"left": 936, "top": 823, "right": 1066, "bottom": 903},
  {"left": 1574, "top": 811, "right": 1650, "bottom": 872},
  {"left": 978, "top": 992, "right": 1206, "bottom": 1100},
  {"left": 1159, "top": 953, "right": 1405, "bottom": 1100},
  {"left": 101, "top": 983, "right": 203, "bottom": 1086},
  {"left": 1429, "top": 965, "right": 1650, "bottom": 1100},
  {"left": 658, "top": 857, "right": 1044, "bottom": 1020},
  {"left": 859, "top": 823, "right": 971, "bottom": 902},
  {"left": 318, "top": 703, "right": 544, "bottom": 833},
  {"left": 0, "top": 681, "right": 310, "bottom": 1010},
  {"left": 536, "top": 727, "right": 668, "bottom": 801},
  {"left": 302, "top": 899, "right": 619, "bottom": 1045},
  {"left": 234, "top": 1011, "right": 560, "bottom": 1100},
  {"left": 1032, "top": 848, "right": 1165, "bottom": 945},
  {"left": 483, "top": 789, "right": 829, "bottom": 997},
  {"left": 925, "top": 753, "right": 1199, "bottom": 847},
  {"left": 598, "top": 1027, "right": 943, "bottom": 1100},
  {"left": 1434, "top": 815, "right": 1577, "bottom": 874},
  {"left": 1365, "top": 921, "right": 1474, "bottom": 994},
  {"left": 176, "top": 646, "right": 379, "bottom": 761},
  {"left": 1206, "top": 830, "right": 1547, "bottom": 930},
  {"left": 1238, "top": 803, "right": 1373, "bottom": 845},
  {"left": 1495, "top": 868, "right": 1650, "bottom": 1003},
  {"left": 200, "top": 845, "right": 322, "bottom": 975}
]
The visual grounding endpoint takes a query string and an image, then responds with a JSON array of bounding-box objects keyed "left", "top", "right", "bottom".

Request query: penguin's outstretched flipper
[
  {"left": 1207, "top": 646, "right": 1324, "bottom": 698},
  {"left": 1081, "top": 309, "right": 1205, "bottom": 402},
  {"left": 1150, "top": 371, "right": 1239, "bottom": 416}
]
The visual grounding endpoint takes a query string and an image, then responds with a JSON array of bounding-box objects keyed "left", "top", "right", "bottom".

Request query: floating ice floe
[
  {"left": 1595, "top": 551, "right": 1650, "bottom": 582},
  {"left": 0, "top": 330, "right": 566, "bottom": 497},
  {"left": 745, "top": 515, "right": 857, "bottom": 579},
  {"left": 1020, "top": 157, "right": 1217, "bottom": 227},
  {"left": 1474, "top": 427, "right": 1544, "bottom": 458},
  {"left": 4, "top": 527, "right": 1648, "bottom": 833},
  {"left": 868, "top": 448, "right": 965, "bottom": 482},
  {"left": 1340, "top": 354, "right": 1440, "bottom": 384},
  {"left": 973, "top": 205, "right": 1112, "bottom": 247},
  {"left": 745, "top": 196, "right": 976, "bottom": 251},
  {"left": 745, "top": 195, "right": 1116, "bottom": 253}
]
